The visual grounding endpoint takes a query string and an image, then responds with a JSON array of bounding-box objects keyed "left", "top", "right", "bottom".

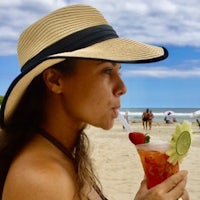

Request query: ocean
[{"left": 119, "top": 108, "right": 200, "bottom": 123}]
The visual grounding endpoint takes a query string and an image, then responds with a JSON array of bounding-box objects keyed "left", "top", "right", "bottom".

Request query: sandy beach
[{"left": 85, "top": 120, "right": 200, "bottom": 200}]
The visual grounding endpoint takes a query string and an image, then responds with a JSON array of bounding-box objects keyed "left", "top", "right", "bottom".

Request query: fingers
[
  {"left": 140, "top": 179, "right": 147, "bottom": 189},
  {"left": 176, "top": 190, "right": 189, "bottom": 200},
  {"left": 160, "top": 170, "right": 188, "bottom": 200},
  {"left": 179, "top": 189, "right": 190, "bottom": 200},
  {"left": 168, "top": 175, "right": 187, "bottom": 199},
  {"left": 159, "top": 170, "right": 188, "bottom": 193},
  {"left": 134, "top": 172, "right": 189, "bottom": 200},
  {"left": 137, "top": 178, "right": 148, "bottom": 193}
]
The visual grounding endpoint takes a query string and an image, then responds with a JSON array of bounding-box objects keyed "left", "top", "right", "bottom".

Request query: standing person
[
  {"left": 124, "top": 111, "right": 129, "bottom": 123},
  {"left": 142, "top": 108, "right": 149, "bottom": 130},
  {"left": 0, "top": 5, "right": 188, "bottom": 200},
  {"left": 148, "top": 110, "right": 154, "bottom": 130},
  {"left": 123, "top": 111, "right": 129, "bottom": 130}
]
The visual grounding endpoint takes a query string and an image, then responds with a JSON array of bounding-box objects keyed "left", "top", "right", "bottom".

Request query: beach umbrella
[
  {"left": 164, "top": 110, "right": 175, "bottom": 116},
  {"left": 193, "top": 110, "right": 200, "bottom": 118}
]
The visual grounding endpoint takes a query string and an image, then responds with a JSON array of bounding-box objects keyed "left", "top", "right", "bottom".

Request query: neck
[
  {"left": 38, "top": 128, "right": 77, "bottom": 162},
  {"left": 41, "top": 92, "right": 88, "bottom": 150},
  {"left": 39, "top": 121, "right": 86, "bottom": 151}
]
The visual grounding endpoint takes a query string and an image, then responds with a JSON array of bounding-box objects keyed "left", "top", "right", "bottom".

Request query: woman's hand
[{"left": 134, "top": 170, "right": 189, "bottom": 200}]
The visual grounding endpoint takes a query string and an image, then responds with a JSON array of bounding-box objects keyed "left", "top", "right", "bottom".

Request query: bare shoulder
[{"left": 3, "top": 138, "right": 79, "bottom": 200}]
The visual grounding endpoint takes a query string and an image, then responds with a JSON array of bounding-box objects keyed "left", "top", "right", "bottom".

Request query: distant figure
[
  {"left": 173, "top": 117, "right": 177, "bottom": 123},
  {"left": 164, "top": 115, "right": 171, "bottom": 124},
  {"left": 197, "top": 119, "right": 200, "bottom": 128},
  {"left": 125, "top": 111, "right": 129, "bottom": 122},
  {"left": 142, "top": 108, "right": 149, "bottom": 129},
  {"left": 123, "top": 111, "right": 129, "bottom": 130},
  {"left": 148, "top": 110, "right": 154, "bottom": 130}
]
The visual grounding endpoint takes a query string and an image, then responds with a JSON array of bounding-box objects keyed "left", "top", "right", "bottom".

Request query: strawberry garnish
[{"left": 129, "top": 132, "right": 150, "bottom": 145}]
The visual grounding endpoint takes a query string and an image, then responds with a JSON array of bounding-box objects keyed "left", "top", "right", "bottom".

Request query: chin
[
  {"left": 101, "top": 121, "right": 114, "bottom": 130},
  {"left": 90, "top": 117, "right": 115, "bottom": 130}
]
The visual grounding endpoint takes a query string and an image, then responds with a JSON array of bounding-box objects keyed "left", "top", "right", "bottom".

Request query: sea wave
[{"left": 119, "top": 108, "right": 200, "bottom": 122}]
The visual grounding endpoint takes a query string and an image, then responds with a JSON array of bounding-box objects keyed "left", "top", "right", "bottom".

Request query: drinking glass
[{"left": 136, "top": 142, "right": 179, "bottom": 189}]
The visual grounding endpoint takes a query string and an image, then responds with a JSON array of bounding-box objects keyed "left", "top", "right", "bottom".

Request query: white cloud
[
  {"left": 0, "top": 0, "right": 200, "bottom": 55},
  {"left": 122, "top": 66, "right": 200, "bottom": 78},
  {"left": 122, "top": 56, "right": 200, "bottom": 78}
]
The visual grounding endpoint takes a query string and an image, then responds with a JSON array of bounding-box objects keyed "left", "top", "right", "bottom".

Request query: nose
[{"left": 114, "top": 76, "right": 127, "bottom": 96}]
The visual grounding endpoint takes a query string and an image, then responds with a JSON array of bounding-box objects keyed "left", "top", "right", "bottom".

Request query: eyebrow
[{"left": 97, "top": 60, "right": 121, "bottom": 68}]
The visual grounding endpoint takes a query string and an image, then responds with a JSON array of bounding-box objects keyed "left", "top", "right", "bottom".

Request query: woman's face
[{"left": 59, "top": 59, "right": 127, "bottom": 130}]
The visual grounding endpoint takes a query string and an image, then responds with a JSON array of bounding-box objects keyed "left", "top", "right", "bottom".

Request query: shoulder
[{"left": 3, "top": 138, "right": 78, "bottom": 200}]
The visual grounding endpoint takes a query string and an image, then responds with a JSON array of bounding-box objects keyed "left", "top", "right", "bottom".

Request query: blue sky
[{"left": 0, "top": 0, "right": 200, "bottom": 109}]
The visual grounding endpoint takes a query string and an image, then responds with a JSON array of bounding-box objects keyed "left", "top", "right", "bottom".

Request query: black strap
[
  {"left": 37, "top": 128, "right": 75, "bottom": 162},
  {"left": 21, "top": 25, "right": 118, "bottom": 73},
  {"left": 38, "top": 128, "right": 108, "bottom": 200}
]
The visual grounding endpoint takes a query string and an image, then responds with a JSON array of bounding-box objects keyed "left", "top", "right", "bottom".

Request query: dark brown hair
[{"left": 0, "top": 59, "right": 105, "bottom": 199}]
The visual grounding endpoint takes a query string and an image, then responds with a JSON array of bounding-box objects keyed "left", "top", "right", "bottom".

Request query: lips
[{"left": 112, "top": 107, "right": 120, "bottom": 118}]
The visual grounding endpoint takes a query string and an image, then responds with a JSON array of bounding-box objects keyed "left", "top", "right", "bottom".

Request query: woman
[
  {"left": 142, "top": 109, "right": 149, "bottom": 130},
  {"left": 0, "top": 4, "right": 188, "bottom": 200},
  {"left": 148, "top": 110, "right": 154, "bottom": 130}
]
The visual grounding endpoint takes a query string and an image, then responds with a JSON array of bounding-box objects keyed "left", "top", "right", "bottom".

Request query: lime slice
[
  {"left": 176, "top": 131, "right": 191, "bottom": 155},
  {"left": 166, "top": 121, "right": 193, "bottom": 165}
]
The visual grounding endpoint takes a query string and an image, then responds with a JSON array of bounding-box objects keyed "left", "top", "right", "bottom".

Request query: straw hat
[{"left": 0, "top": 4, "right": 168, "bottom": 126}]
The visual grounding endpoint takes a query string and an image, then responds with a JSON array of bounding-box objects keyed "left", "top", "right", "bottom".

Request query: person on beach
[
  {"left": 164, "top": 114, "right": 172, "bottom": 124},
  {"left": 142, "top": 108, "right": 149, "bottom": 130},
  {"left": 148, "top": 110, "right": 154, "bottom": 130},
  {"left": 173, "top": 117, "right": 177, "bottom": 123},
  {"left": 0, "top": 5, "right": 188, "bottom": 200},
  {"left": 123, "top": 111, "right": 129, "bottom": 130}
]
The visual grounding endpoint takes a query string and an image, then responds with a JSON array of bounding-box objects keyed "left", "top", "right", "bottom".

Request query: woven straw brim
[
  {"left": 2, "top": 37, "right": 167, "bottom": 126},
  {"left": 49, "top": 38, "right": 167, "bottom": 62}
]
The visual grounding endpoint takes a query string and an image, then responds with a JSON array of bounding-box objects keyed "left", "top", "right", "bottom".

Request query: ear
[{"left": 42, "top": 68, "right": 62, "bottom": 94}]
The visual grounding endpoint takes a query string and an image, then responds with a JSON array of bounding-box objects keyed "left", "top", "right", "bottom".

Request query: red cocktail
[{"left": 136, "top": 142, "right": 179, "bottom": 189}]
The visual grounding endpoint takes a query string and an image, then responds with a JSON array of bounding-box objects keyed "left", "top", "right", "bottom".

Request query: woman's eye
[{"left": 104, "top": 68, "right": 113, "bottom": 74}]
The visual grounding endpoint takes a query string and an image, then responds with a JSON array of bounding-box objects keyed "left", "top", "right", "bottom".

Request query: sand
[{"left": 85, "top": 120, "right": 200, "bottom": 200}]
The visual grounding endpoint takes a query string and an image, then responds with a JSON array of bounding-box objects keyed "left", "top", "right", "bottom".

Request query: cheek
[
  {"left": 79, "top": 80, "right": 109, "bottom": 104},
  {"left": 85, "top": 85, "right": 111, "bottom": 110},
  {"left": 82, "top": 93, "right": 115, "bottom": 129},
  {"left": 80, "top": 90, "right": 107, "bottom": 114},
  {"left": 61, "top": 78, "right": 114, "bottom": 127},
  {"left": 62, "top": 83, "right": 103, "bottom": 115},
  {"left": 78, "top": 90, "right": 112, "bottom": 124}
]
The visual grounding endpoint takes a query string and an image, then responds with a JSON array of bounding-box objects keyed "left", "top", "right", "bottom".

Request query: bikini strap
[
  {"left": 38, "top": 128, "right": 108, "bottom": 200},
  {"left": 37, "top": 128, "right": 75, "bottom": 163}
]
